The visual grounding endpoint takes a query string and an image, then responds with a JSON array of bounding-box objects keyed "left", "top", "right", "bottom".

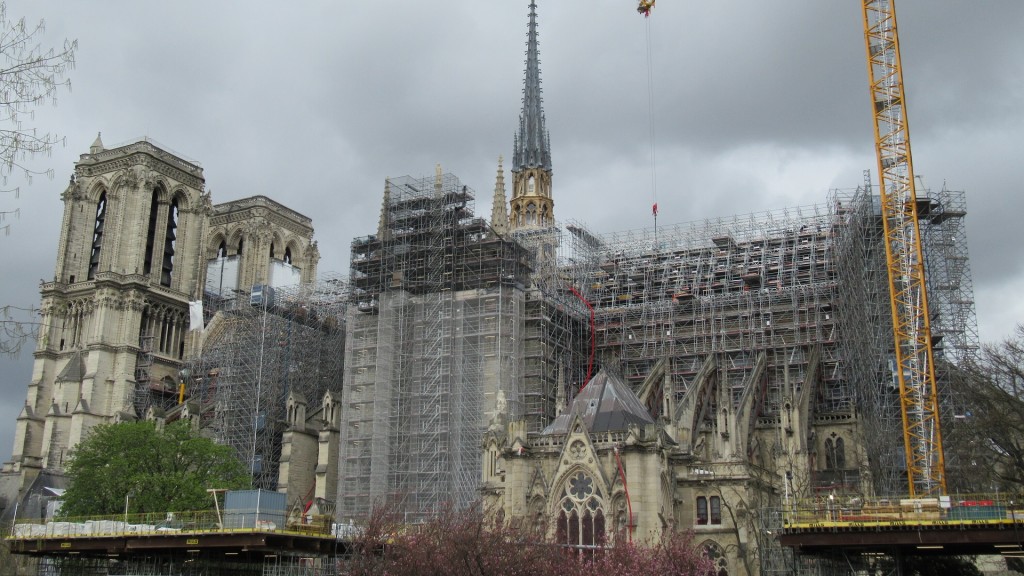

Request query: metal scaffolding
[
  {"left": 577, "top": 187, "right": 973, "bottom": 497},
  {"left": 337, "top": 166, "right": 977, "bottom": 527},
  {"left": 34, "top": 554, "right": 342, "bottom": 576},
  {"left": 833, "top": 180, "right": 978, "bottom": 496},
  {"left": 512, "top": 223, "right": 593, "bottom": 430},
  {"left": 184, "top": 276, "right": 347, "bottom": 490},
  {"left": 582, "top": 203, "right": 849, "bottom": 439},
  {"left": 339, "top": 172, "right": 591, "bottom": 522},
  {"left": 342, "top": 173, "right": 523, "bottom": 522}
]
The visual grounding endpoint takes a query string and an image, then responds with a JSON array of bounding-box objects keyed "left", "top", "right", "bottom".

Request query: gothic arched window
[
  {"left": 525, "top": 202, "right": 537, "bottom": 226},
  {"left": 703, "top": 541, "right": 729, "bottom": 576},
  {"left": 284, "top": 247, "right": 292, "bottom": 265},
  {"left": 87, "top": 192, "right": 107, "bottom": 280},
  {"left": 825, "top": 434, "right": 846, "bottom": 470},
  {"left": 217, "top": 241, "right": 227, "bottom": 258},
  {"left": 143, "top": 190, "right": 160, "bottom": 276},
  {"left": 160, "top": 198, "right": 179, "bottom": 287},
  {"left": 555, "top": 471, "right": 606, "bottom": 549}
]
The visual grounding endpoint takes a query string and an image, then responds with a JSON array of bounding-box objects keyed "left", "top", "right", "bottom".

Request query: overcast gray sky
[{"left": 0, "top": 1, "right": 1021, "bottom": 462}]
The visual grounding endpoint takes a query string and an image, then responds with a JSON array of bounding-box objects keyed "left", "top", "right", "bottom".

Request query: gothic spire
[
  {"left": 491, "top": 156, "right": 509, "bottom": 235},
  {"left": 377, "top": 178, "right": 392, "bottom": 241},
  {"left": 513, "top": 1, "right": 551, "bottom": 173},
  {"left": 90, "top": 132, "right": 104, "bottom": 154}
]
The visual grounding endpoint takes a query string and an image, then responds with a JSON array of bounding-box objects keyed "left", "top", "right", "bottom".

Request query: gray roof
[
  {"left": 55, "top": 351, "right": 85, "bottom": 382},
  {"left": 541, "top": 369, "right": 655, "bottom": 435}
]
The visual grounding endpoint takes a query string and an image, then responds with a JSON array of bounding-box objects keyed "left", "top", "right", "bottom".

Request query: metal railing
[
  {"left": 7, "top": 509, "right": 334, "bottom": 540},
  {"left": 782, "top": 492, "right": 1024, "bottom": 529}
]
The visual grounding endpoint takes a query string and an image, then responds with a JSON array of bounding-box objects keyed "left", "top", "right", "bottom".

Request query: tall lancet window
[
  {"left": 528, "top": 175, "right": 536, "bottom": 195},
  {"left": 555, "top": 471, "right": 606, "bottom": 549},
  {"left": 217, "top": 241, "right": 227, "bottom": 258},
  {"left": 284, "top": 247, "right": 292, "bottom": 265},
  {"left": 143, "top": 190, "right": 160, "bottom": 276},
  {"left": 526, "top": 203, "right": 537, "bottom": 226},
  {"left": 87, "top": 192, "right": 107, "bottom": 280},
  {"left": 825, "top": 435, "right": 846, "bottom": 470},
  {"left": 160, "top": 198, "right": 179, "bottom": 287}
]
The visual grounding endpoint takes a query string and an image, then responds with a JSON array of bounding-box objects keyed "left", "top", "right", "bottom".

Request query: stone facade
[
  {"left": 1, "top": 136, "right": 320, "bottom": 501},
  {"left": 482, "top": 366, "right": 863, "bottom": 576}
]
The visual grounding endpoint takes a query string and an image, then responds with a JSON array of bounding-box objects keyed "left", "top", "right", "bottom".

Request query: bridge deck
[{"left": 780, "top": 495, "right": 1024, "bottom": 557}]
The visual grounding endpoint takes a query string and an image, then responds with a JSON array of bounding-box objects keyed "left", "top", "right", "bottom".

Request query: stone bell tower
[{"left": 5, "top": 135, "right": 209, "bottom": 485}]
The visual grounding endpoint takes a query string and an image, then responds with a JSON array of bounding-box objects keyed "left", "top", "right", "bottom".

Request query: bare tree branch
[
  {"left": 0, "top": 304, "right": 38, "bottom": 357},
  {"left": 0, "top": 2, "right": 77, "bottom": 231},
  {"left": 945, "top": 324, "right": 1024, "bottom": 493}
]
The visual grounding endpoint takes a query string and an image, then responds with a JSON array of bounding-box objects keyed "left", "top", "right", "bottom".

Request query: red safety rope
[
  {"left": 614, "top": 446, "right": 634, "bottom": 543},
  {"left": 567, "top": 285, "right": 595, "bottom": 389}
]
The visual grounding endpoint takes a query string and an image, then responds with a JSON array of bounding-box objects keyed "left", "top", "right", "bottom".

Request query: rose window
[{"left": 569, "top": 472, "right": 594, "bottom": 500}]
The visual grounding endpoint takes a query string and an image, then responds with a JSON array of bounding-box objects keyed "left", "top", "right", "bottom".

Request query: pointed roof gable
[
  {"left": 512, "top": 1, "right": 552, "bottom": 173},
  {"left": 541, "top": 369, "right": 655, "bottom": 435},
  {"left": 55, "top": 351, "right": 86, "bottom": 383},
  {"left": 89, "top": 132, "right": 104, "bottom": 154}
]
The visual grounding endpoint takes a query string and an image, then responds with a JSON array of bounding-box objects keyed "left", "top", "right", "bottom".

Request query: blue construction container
[
  {"left": 948, "top": 505, "right": 1006, "bottom": 521},
  {"left": 223, "top": 489, "right": 287, "bottom": 530}
]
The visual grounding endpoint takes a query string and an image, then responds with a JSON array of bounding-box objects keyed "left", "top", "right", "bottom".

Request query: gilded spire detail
[{"left": 508, "top": 1, "right": 555, "bottom": 231}]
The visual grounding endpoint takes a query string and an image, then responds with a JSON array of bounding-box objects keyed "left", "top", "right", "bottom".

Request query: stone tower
[
  {"left": 2, "top": 137, "right": 325, "bottom": 500},
  {"left": 508, "top": 1, "right": 553, "bottom": 231},
  {"left": 203, "top": 195, "right": 320, "bottom": 297},
  {"left": 6, "top": 136, "right": 209, "bottom": 486}
]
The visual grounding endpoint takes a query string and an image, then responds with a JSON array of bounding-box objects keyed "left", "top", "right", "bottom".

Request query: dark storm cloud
[{"left": 0, "top": 0, "right": 1021, "bottom": 461}]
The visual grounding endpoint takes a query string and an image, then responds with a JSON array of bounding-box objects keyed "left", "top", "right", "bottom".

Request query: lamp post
[
  {"left": 784, "top": 470, "right": 793, "bottom": 525},
  {"left": 124, "top": 486, "right": 137, "bottom": 525}
]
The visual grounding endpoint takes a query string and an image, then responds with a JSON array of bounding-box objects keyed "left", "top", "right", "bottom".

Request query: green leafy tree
[{"left": 60, "top": 421, "right": 249, "bottom": 517}]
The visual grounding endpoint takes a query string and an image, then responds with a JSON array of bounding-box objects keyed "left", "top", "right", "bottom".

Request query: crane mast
[{"left": 861, "top": 0, "right": 945, "bottom": 496}]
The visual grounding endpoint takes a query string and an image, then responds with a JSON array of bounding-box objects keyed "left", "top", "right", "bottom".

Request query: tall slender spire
[
  {"left": 377, "top": 178, "right": 392, "bottom": 241},
  {"left": 513, "top": 1, "right": 551, "bottom": 172},
  {"left": 508, "top": 1, "right": 554, "bottom": 231},
  {"left": 491, "top": 156, "right": 509, "bottom": 235}
]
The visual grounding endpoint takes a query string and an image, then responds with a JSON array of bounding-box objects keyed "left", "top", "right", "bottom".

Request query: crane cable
[{"left": 645, "top": 14, "right": 659, "bottom": 242}]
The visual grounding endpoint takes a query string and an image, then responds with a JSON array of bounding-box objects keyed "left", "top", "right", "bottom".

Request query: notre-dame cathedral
[{"left": 0, "top": 3, "right": 978, "bottom": 575}]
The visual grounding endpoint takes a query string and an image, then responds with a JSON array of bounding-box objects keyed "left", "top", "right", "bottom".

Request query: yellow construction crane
[
  {"left": 861, "top": 0, "right": 944, "bottom": 496},
  {"left": 636, "top": 0, "right": 945, "bottom": 496}
]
